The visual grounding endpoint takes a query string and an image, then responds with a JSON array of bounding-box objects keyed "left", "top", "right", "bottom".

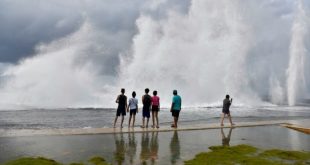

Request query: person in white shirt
[{"left": 127, "top": 91, "right": 139, "bottom": 127}]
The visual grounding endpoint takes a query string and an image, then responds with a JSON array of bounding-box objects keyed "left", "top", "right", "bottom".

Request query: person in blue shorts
[
  {"left": 141, "top": 88, "right": 152, "bottom": 128},
  {"left": 170, "top": 90, "right": 182, "bottom": 128}
]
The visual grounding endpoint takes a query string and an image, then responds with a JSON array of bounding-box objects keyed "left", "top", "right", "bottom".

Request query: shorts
[
  {"left": 130, "top": 109, "right": 137, "bottom": 115},
  {"left": 143, "top": 106, "right": 150, "bottom": 118},
  {"left": 116, "top": 108, "right": 126, "bottom": 116},
  {"left": 171, "top": 110, "right": 180, "bottom": 118},
  {"left": 222, "top": 109, "right": 230, "bottom": 114},
  {"left": 152, "top": 105, "right": 159, "bottom": 112}
]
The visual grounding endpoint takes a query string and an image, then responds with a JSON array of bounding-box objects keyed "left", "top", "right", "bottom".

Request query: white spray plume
[
  {"left": 0, "top": 22, "right": 116, "bottom": 109},
  {"left": 287, "top": 0, "right": 309, "bottom": 106}
]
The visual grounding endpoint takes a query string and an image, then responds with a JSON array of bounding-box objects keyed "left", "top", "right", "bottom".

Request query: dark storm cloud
[
  {"left": 0, "top": 1, "right": 83, "bottom": 62},
  {"left": 0, "top": 0, "right": 190, "bottom": 64}
]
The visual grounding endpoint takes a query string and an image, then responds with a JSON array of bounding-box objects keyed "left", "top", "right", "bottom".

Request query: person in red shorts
[{"left": 151, "top": 90, "right": 160, "bottom": 128}]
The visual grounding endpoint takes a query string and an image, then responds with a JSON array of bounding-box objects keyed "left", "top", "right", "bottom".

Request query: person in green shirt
[{"left": 170, "top": 90, "right": 182, "bottom": 128}]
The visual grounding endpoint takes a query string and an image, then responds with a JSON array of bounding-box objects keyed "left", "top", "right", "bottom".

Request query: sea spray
[
  {"left": 0, "top": 22, "right": 116, "bottom": 109},
  {"left": 119, "top": 0, "right": 260, "bottom": 106},
  {"left": 287, "top": 0, "right": 309, "bottom": 106}
]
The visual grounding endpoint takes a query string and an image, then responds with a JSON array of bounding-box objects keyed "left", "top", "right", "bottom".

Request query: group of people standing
[
  {"left": 114, "top": 88, "right": 234, "bottom": 128},
  {"left": 113, "top": 88, "right": 182, "bottom": 129}
]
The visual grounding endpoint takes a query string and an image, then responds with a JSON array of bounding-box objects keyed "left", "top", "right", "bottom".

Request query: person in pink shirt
[{"left": 151, "top": 90, "right": 160, "bottom": 128}]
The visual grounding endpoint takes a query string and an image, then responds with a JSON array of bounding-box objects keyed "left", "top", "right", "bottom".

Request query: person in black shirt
[
  {"left": 141, "top": 88, "right": 151, "bottom": 128},
  {"left": 114, "top": 88, "right": 128, "bottom": 128},
  {"left": 220, "top": 94, "right": 235, "bottom": 127}
]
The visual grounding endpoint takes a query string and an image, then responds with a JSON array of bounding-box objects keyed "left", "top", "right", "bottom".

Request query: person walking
[
  {"left": 220, "top": 94, "right": 235, "bottom": 127},
  {"left": 113, "top": 88, "right": 127, "bottom": 128},
  {"left": 170, "top": 90, "right": 181, "bottom": 128},
  {"left": 127, "top": 91, "right": 138, "bottom": 127},
  {"left": 141, "top": 88, "right": 152, "bottom": 128},
  {"left": 151, "top": 90, "right": 160, "bottom": 128}
]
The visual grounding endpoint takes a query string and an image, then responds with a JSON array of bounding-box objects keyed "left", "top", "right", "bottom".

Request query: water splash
[
  {"left": 119, "top": 0, "right": 262, "bottom": 107},
  {"left": 287, "top": 0, "right": 308, "bottom": 106},
  {"left": 0, "top": 22, "right": 116, "bottom": 109}
]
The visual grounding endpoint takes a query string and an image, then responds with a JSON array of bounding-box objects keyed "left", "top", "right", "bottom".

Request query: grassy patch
[
  {"left": 88, "top": 156, "right": 110, "bottom": 165},
  {"left": 185, "top": 145, "right": 310, "bottom": 165},
  {"left": 3, "top": 157, "right": 62, "bottom": 165},
  {"left": 2, "top": 156, "right": 110, "bottom": 165}
]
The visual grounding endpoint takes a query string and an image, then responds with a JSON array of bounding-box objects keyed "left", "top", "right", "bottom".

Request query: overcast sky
[{"left": 0, "top": 0, "right": 190, "bottom": 64}]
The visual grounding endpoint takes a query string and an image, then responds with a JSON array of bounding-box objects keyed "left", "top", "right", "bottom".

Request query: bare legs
[
  {"left": 152, "top": 111, "right": 159, "bottom": 128},
  {"left": 172, "top": 117, "right": 178, "bottom": 128},
  {"left": 220, "top": 113, "right": 234, "bottom": 127},
  {"left": 113, "top": 116, "right": 118, "bottom": 128},
  {"left": 142, "top": 117, "right": 149, "bottom": 128},
  {"left": 114, "top": 115, "right": 124, "bottom": 128},
  {"left": 152, "top": 111, "right": 155, "bottom": 127},
  {"left": 128, "top": 114, "right": 136, "bottom": 127},
  {"left": 155, "top": 111, "right": 159, "bottom": 128}
]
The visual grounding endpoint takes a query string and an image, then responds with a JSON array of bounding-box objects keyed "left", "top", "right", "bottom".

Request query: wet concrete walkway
[{"left": 1, "top": 119, "right": 309, "bottom": 137}]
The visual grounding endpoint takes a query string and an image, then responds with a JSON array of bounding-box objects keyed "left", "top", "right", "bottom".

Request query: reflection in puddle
[
  {"left": 113, "top": 133, "right": 126, "bottom": 165},
  {"left": 150, "top": 132, "right": 159, "bottom": 163},
  {"left": 170, "top": 131, "right": 180, "bottom": 165},
  {"left": 112, "top": 130, "right": 181, "bottom": 165},
  {"left": 140, "top": 131, "right": 160, "bottom": 165},
  {"left": 140, "top": 132, "right": 150, "bottom": 164},
  {"left": 221, "top": 128, "right": 233, "bottom": 147},
  {"left": 127, "top": 132, "right": 137, "bottom": 164}
]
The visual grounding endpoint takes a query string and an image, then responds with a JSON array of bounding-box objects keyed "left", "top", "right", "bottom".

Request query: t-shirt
[
  {"left": 152, "top": 96, "right": 160, "bottom": 106},
  {"left": 117, "top": 95, "right": 127, "bottom": 110},
  {"left": 222, "top": 98, "right": 231, "bottom": 111},
  {"left": 143, "top": 94, "right": 152, "bottom": 108},
  {"left": 128, "top": 97, "right": 138, "bottom": 110},
  {"left": 172, "top": 95, "right": 182, "bottom": 110}
]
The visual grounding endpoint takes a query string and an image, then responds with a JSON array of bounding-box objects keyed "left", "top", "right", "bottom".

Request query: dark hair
[
  {"left": 153, "top": 90, "right": 157, "bottom": 96},
  {"left": 226, "top": 95, "right": 230, "bottom": 99},
  {"left": 173, "top": 90, "right": 177, "bottom": 95},
  {"left": 145, "top": 88, "right": 149, "bottom": 93},
  {"left": 121, "top": 88, "right": 125, "bottom": 94},
  {"left": 132, "top": 91, "right": 136, "bottom": 98}
]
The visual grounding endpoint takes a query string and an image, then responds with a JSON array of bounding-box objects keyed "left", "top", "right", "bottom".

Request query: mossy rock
[
  {"left": 260, "top": 149, "right": 310, "bottom": 161},
  {"left": 3, "top": 157, "right": 62, "bottom": 165},
  {"left": 88, "top": 156, "right": 109, "bottom": 165},
  {"left": 185, "top": 145, "right": 310, "bottom": 165},
  {"left": 69, "top": 163, "right": 84, "bottom": 165}
]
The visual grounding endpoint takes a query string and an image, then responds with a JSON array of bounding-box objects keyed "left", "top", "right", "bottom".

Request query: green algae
[
  {"left": 185, "top": 145, "right": 310, "bottom": 165},
  {"left": 260, "top": 149, "right": 310, "bottom": 161},
  {"left": 88, "top": 156, "right": 110, "bottom": 165},
  {"left": 3, "top": 157, "right": 62, "bottom": 165},
  {"left": 3, "top": 145, "right": 310, "bottom": 165},
  {"left": 69, "top": 163, "right": 84, "bottom": 165},
  {"left": 2, "top": 156, "right": 110, "bottom": 165}
]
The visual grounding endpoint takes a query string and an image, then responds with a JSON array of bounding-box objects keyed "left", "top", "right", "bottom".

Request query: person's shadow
[
  {"left": 170, "top": 131, "right": 180, "bottom": 165},
  {"left": 113, "top": 133, "right": 126, "bottom": 165},
  {"left": 126, "top": 131, "right": 137, "bottom": 165},
  {"left": 150, "top": 131, "right": 159, "bottom": 164},
  {"left": 221, "top": 127, "right": 233, "bottom": 147}
]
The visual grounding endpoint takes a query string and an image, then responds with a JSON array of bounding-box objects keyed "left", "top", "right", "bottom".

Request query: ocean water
[{"left": 0, "top": 106, "right": 309, "bottom": 130}]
